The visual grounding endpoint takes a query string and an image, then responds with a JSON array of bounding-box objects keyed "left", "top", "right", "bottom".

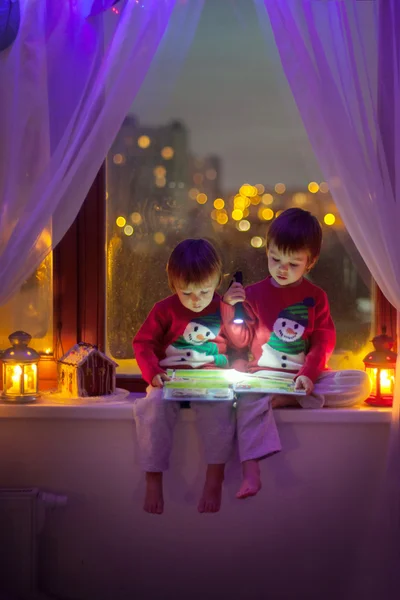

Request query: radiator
[{"left": 0, "top": 487, "right": 67, "bottom": 599}]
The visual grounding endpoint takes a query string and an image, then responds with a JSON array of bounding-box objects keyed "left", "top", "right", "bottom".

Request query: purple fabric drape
[
  {"left": 259, "top": 0, "right": 400, "bottom": 595},
  {"left": 0, "top": 0, "right": 176, "bottom": 305}
]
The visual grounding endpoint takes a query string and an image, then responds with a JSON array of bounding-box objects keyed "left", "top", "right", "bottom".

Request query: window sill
[{"left": 0, "top": 393, "right": 391, "bottom": 423}]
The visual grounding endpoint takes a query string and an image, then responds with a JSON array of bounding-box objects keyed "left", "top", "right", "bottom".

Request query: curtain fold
[
  {"left": 258, "top": 0, "right": 400, "bottom": 594},
  {"left": 0, "top": 0, "right": 177, "bottom": 306}
]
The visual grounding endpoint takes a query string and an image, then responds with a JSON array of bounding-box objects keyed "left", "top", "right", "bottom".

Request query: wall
[{"left": 0, "top": 397, "right": 393, "bottom": 600}]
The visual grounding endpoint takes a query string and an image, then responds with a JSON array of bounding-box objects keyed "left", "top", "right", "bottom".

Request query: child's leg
[
  {"left": 236, "top": 393, "right": 281, "bottom": 499},
  {"left": 133, "top": 386, "right": 180, "bottom": 514},
  {"left": 192, "top": 401, "right": 236, "bottom": 513}
]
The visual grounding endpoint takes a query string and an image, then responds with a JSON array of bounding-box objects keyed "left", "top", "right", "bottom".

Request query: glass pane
[
  {"left": 23, "top": 364, "right": 38, "bottom": 394},
  {"left": 4, "top": 364, "right": 22, "bottom": 395},
  {"left": 0, "top": 254, "right": 53, "bottom": 355},
  {"left": 106, "top": 1, "right": 372, "bottom": 375}
]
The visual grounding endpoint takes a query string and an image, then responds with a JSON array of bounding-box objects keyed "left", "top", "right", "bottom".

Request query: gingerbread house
[{"left": 58, "top": 343, "right": 118, "bottom": 397}]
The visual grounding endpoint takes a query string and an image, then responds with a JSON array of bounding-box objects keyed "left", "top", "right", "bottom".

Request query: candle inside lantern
[
  {"left": 380, "top": 369, "right": 394, "bottom": 396},
  {"left": 8, "top": 364, "right": 22, "bottom": 394}
]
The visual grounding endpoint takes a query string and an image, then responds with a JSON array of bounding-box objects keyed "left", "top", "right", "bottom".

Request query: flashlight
[{"left": 232, "top": 271, "right": 246, "bottom": 324}]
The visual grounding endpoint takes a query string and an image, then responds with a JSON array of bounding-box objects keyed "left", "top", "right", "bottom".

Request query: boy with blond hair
[{"left": 222, "top": 208, "right": 370, "bottom": 495}]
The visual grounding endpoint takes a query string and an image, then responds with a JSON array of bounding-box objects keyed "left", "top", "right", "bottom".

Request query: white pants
[
  {"left": 235, "top": 394, "right": 282, "bottom": 462},
  {"left": 255, "top": 369, "right": 372, "bottom": 409},
  {"left": 133, "top": 385, "right": 282, "bottom": 471},
  {"left": 133, "top": 386, "right": 236, "bottom": 472}
]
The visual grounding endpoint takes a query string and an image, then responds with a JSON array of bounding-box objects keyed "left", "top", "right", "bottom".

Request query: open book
[{"left": 163, "top": 369, "right": 305, "bottom": 401}]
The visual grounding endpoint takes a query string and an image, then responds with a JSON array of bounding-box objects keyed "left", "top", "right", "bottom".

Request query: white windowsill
[{"left": 0, "top": 392, "right": 391, "bottom": 423}]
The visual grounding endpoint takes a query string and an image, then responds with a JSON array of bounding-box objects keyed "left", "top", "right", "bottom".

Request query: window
[
  {"left": 0, "top": 254, "right": 53, "bottom": 355},
  {"left": 105, "top": 1, "right": 372, "bottom": 376}
]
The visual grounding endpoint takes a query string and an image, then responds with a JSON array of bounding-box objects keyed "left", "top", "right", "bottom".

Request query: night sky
[{"left": 132, "top": 0, "right": 322, "bottom": 190}]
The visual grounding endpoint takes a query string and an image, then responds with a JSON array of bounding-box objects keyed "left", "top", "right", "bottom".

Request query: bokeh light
[
  {"left": 324, "top": 213, "right": 336, "bottom": 225},
  {"left": 308, "top": 181, "right": 320, "bottom": 194},
  {"left": 262, "top": 193, "right": 274, "bottom": 205},
  {"left": 130, "top": 212, "right": 142, "bottom": 225},
  {"left": 319, "top": 182, "right": 329, "bottom": 193},
  {"left": 261, "top": 208, "right": 274, "bottom": 221},
  {"left": 113, "top": 153, "right": 125, "bottom": 165},
  {"left": 189, "top": 188, "right": 200, "bottom": 200},
  {"left": 138, "top": 135, "right": 150, "bottom": 149},
  {"left": 274, "top": 183, "right": 286, "bottom": 194},
  {"left": 154, "top": 232, "right": 166, "bottom": 244},
  {"left": 214, "top": 198, "right": 225, "bottom": 210},
  {"left": 234, "top": 195, "right": 246, "bottom": 211},
  {"left": 161, "top": 146, "right": 174, "bottom": 159},
  {"left": 124, "top": 225, "right": 134, "bottom": 236},
  {"left": 232, "top": 209, "right": 243, "bottom": 221},
  {"left": 239, "top": 184, "right": 254, "bottom": 197},
  {"left": 251, "top": 236, "right": 263, "bottom": 248},
  {"left": 216, "top": 212, "right": 228, "bottom": 225},
  {"left": 154, "top": 166, "right": 166, "bottom": 178},
  {"left": 206, "top": 169, "right": 217, "bottom": 180},
  {"left": 116, "top": 216, "right": 126, "bottom": 228},
  {"left": 238, "top": 220, "right": 251, "bottom": 231},
  {"left": 196, "top": 193, "right": 208, "bottom": 204}
]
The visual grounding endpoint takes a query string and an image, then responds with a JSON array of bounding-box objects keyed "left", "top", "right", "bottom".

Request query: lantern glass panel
[
  {"left": 5, "top": 364, "right": 23, "bottom": 395},
  {"left": 380, "top": 368, "right": 395, "bottom": 397},
  {"left": 366, "top": 367, "right": 378, "bottom": 397},
  {"left": 23, "top": 364, "right": 37, "bottom": 394}
]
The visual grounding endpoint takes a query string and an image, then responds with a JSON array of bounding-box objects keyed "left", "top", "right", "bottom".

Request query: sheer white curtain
[
  {"left": 257, "top": 0, "right": 400, "bottom": 593},
  {"left": 0, "top": 0, "right": 176, "bottom": 306}
]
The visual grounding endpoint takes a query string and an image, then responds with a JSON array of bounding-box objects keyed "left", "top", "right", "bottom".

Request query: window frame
[{"left": 52, "top": 165, "right": 147, "bottom": 392}]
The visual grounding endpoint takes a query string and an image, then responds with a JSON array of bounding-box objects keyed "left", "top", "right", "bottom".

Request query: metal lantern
[
  {"left": 363, "top": 326, "right": 397, "bottom": 407},
  {"left": 1, "top": 331, "right": 40, "bottom": 403}
]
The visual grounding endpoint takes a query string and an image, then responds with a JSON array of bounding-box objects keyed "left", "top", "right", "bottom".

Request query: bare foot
[
  {"left": 144, "top": 472, "right": 164, "bottom": 514},
  {"left": 198, "top": 464, "right": 225, "bottom": 513},
  {"left": 270, "top": 394, "right": 298, "bottom": 408},
  {"left": 236, "top": 459, "right": 261, "bottom": 499}
]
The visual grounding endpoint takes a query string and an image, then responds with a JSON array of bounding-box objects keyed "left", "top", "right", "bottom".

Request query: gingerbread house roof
[{"left": 58, "top": 343, "right": 118, "bottom": 368}]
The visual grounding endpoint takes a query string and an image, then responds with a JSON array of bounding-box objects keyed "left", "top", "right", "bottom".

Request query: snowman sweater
[
  {"left": 133, "top": 293, "right": 229, "bottom": 385},
  {"left": 221, "top": 277, "right": 336, "bottom": 383}
]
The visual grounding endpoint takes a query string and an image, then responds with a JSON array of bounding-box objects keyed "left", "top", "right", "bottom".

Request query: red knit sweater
[
  {"left": 221, "top": 277, "right": 335, "bottom": 383},
  {"left": 133, "top": 293, "right": 229, "bottom": 385}
]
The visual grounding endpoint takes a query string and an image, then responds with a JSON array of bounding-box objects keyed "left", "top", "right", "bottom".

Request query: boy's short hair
[
  {"left": 267, "top": 208, "right": 322, "bottom": 263},
  {"left": 167, "top": 238, "right": 222, "bottom": 291}
]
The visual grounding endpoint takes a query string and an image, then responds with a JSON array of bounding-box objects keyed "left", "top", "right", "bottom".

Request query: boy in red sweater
[
  {"left": 133, "top": 239, "right": 253, "bottom": 514},
  {"left": 222, "top": 208, "right": 370, "bottom": 495}
]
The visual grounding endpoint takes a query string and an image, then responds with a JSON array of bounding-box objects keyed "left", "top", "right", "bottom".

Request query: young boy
[
  {"left": 222, "top": 208, "right": 371, "bottom": 489},
  {"left": 133, "top": 239, "right": 236, "bottom": 515}
]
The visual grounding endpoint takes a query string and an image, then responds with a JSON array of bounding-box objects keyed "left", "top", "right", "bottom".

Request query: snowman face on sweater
[
  {"left": 182, "top": 322, "right": 216, "bottom": 345},
  {"left": 273, "top": 318, "right": 305, "bottom": 342}
]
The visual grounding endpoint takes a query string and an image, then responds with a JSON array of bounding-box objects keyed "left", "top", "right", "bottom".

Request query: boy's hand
[
  {"left": 223, "top": 282, "right": 246, "bottom": 306},
  {"left": 295, "top": 375, "right": 314, "bottom": 395},
  {"left": 151, "top": 373, "right": 171, "bottom": 388}
]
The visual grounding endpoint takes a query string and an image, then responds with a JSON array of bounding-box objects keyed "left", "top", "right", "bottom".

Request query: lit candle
[
  {"left": 11, "top": 365, "right": 22, "bottom": 393},
  {"left": 380, "top": 369, "right": 394, "bottom": 395}
]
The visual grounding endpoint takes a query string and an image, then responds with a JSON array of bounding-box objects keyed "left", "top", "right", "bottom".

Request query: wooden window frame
[{"left": 51, "top": 165, "right": 147, "bottom": 393}]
